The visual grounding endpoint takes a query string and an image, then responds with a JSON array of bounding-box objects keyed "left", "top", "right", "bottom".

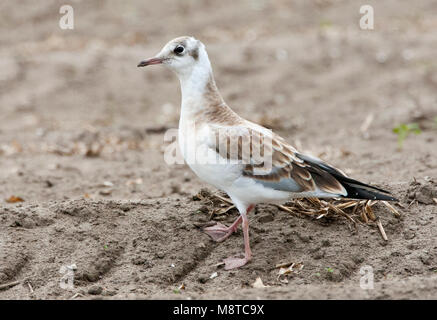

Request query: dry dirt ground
[{"left": 1, "top": 0, "right": 437, "bottom": 299}]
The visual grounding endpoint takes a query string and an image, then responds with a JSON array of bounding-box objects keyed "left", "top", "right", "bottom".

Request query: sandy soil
[{"left": 0, "top": 0, "right": 436, "bottom": 299}]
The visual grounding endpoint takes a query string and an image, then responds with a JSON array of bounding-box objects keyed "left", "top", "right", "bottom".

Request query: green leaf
[
  {"left": 320, "top": 20, "right": 333, "bottom": 28},
  {"left": 406, "top": 123, "right": 421, "bottom": 134},
  {"left": 392, "top": 123, "right": 421, "bottom": 149}
]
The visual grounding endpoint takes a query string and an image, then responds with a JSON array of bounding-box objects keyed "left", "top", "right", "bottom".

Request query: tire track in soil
[
  {"left": 48, "top": 198, "right": 216, "bottom": 289},
  {"left": 53, "top": 200, "right": 131, "bottom": 285},
  {"left": 117, "top": 199, "right": 218, "bottom": 287},
  {"left": 0, "top": 248, "right": 29, "bottom": 285},
  {"left": 168, "top": 240, "right": 216, "bottom": 284}
]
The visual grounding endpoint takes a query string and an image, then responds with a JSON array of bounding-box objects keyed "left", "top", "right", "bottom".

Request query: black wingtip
[
  {"left": 295, "top": 152, "right": 398, "bottom": 202},
  {"left": 341, "top": 181, "right": 398, "bottom": 201}
]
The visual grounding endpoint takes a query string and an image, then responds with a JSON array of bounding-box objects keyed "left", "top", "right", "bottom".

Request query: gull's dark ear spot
[{"left": 191, "top": 47, "right": 199, "bottom": 60}]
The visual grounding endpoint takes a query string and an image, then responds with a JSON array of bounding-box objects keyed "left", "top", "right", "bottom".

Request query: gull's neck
[
  {"left": 178, "top": 61, "right": 224, "bottom": 117},
  {"left": 177, "top": 58, "right": 242, "bottom": 127}
]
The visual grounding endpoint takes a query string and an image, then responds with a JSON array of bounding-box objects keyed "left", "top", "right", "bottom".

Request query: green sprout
[
  {"left": 104, "top": 244, "right": 108, "bottom": 250},
  {"left": 319, "top": 20, "right": 333, "bottom": 29},
  {"left": 315, "top": 272, "right": 321, "bottom": 277},
  {"left": 392, "top": 123, "right": 421, "bottom": 149},
  {"left": 325, "top": 267, "right": 334, "bottom": 273}
]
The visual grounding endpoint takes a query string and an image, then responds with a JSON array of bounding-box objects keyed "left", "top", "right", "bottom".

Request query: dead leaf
[
  {"left": 213, "top": 205, "right": 235, "bottom": 216},
  {"left": 126, "top": 178, "right": 143, "bottom": 186},
  {"left": 278, "top": 262, "right": 304, "bottom": 276},
  {"left": 6, "top": 196, "right": 24, "bottom": 203},
  {"left": 275, "top": 261, "right": 294, "bottom": 269},
  {"left": 252, "top": 277, "right": 269, "bottom": 288}
]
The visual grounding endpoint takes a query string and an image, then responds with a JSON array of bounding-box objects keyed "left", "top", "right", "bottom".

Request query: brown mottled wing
[{"left": 208, "top": 125, "right": 346, "bottom": 195}]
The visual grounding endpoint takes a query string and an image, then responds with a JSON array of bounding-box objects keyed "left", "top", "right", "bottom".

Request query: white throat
[{"left": 174, "top": 51, "right": 216, "bottom": 116}]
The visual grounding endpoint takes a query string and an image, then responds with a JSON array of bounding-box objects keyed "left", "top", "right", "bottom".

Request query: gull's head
[{"left": 137, "top": 36, "right": 209, "bottom": 78}]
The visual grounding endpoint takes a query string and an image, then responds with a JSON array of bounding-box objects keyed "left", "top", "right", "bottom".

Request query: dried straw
[{"left": 195, "top": 188, "right": 402, "bottom": 241}]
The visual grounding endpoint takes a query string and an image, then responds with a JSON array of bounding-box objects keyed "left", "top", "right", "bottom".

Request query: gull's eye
[{"left": 173, "top": 45, "right": 185, "bottom": 55}]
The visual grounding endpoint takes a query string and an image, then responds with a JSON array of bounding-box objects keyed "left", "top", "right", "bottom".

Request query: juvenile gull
[{"left": 138, "top": 36, "right": 397, "bottom": 270}]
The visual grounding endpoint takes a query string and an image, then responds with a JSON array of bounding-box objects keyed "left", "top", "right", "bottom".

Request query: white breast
[{"left": 178, "top": 120, "right": 242, "bottom": 191}]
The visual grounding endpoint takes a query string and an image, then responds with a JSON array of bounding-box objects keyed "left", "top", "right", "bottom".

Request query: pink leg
[
  {"left": 204, "top": 216, "right": 242, "bottom": 242},
  {"left": 224, "top": 205, "right": 254, "bottom": 270}
]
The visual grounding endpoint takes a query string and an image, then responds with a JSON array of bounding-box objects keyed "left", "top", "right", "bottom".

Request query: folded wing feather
[{"left": 207, "top": 124, "right": 347, "bottom": 196}]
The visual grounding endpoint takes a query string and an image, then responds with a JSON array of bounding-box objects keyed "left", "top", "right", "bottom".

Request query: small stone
[
  {"left": 197, "top": 276, "right": 208, "bottom": 284},
  {"left": 88, "top": 286, "right": 103, "bottom": 295},
  {"left": 414, "top": 185, "right": 437, "bottom": 204},
  {"left": 102, "top": 181, "right": 114, "bottom": 187},
  {"left": 321, "top": 240, "right": 331, "bottom": 247},
  {"left": 312, "top": 250, "right": 325, "bottom": 260},
  {"left": 325, "top": 269, "right": 342, "bottom": 282},
  {"left": 352, "top": 256, "right": 364, "bottom": 264},
  {"left": 103, "top": 290, "right": 117, "bottom": 296},
  {"left": 258, "top": 214, "right": 274, "bottom": 223},
  {"left": 420, "top": 254, "right": 432, "bottom": 266},
  {"left": 403, "top": 231, "right": 416, "bottom": 240},
  {"left": 99, "top": 189, "right": 112, "bottom": 196},
  {"left": 132, "top": 256, "right": 149, "bottom": 266},
  {"left": 297, "top": 233, "right": 310, "bottom": 243},
  {"left": 84, "top": 271, "right": 99, "bottom": 282},
  {"left": 407, "top": 243, "right": 419, "bottom": 250},
  {"left": 21, "top": 218, "right": 35, "bottom": 229}
]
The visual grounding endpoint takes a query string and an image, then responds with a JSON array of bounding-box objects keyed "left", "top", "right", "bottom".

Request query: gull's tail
[
  {"left": 334, "top": 174, "right": 398, "bottom": 201},
  {"left": 297, "top": 153, "right": 398, "bottom": 201}
]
